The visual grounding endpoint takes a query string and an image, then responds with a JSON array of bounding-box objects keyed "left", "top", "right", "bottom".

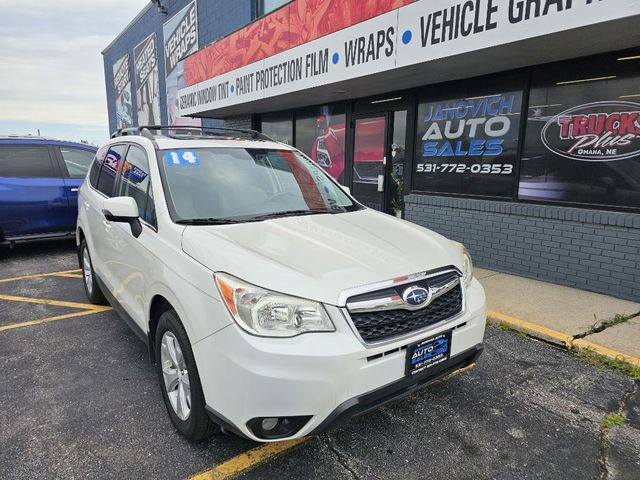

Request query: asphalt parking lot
[{"left": 1, "top": 241, "right": 639, "bottom": 480}]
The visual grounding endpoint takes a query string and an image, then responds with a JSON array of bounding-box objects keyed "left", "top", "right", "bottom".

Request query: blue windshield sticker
[{"left": 164, "top": 150, "right": 200, "bottom": 166}]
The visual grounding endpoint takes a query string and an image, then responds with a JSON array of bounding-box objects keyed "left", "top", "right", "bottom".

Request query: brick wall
[{"left": 404, "top": 194, "right": 640, "bottom": 302}]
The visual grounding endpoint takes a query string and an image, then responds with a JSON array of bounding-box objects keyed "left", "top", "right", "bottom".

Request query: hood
[{"left": 181, "top": 209, "right": 463, "bottom": 306}]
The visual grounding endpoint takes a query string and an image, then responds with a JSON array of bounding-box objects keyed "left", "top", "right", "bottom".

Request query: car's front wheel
[
  {"left": 79, "top": 240, "right": 106, "bottom": 305},
  {"left": 155, "top": 309, "right": 218, "bottom": 441}
]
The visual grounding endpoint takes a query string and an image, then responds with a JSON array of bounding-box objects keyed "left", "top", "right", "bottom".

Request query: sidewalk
[{"left": 476, "top": 268, "right": 640, "bottom": 368}]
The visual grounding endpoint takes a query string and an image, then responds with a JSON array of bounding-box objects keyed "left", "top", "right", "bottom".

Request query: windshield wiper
[
  {"left": 246, "top": 209, "right": 338, "bottom": 221},
  {"left": 176, "top": 218, "right": 246, "bottom": 225}
]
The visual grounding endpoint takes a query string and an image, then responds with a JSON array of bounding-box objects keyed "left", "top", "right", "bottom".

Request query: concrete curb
[
  {"left": 572, "top": 338, "right": 640, "bottom": 369},
  {"left": 486, "top": 310, "right": 640, "bottom": 370}
]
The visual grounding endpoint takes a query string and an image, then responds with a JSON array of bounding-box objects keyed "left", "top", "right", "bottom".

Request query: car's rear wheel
[
  {"left": 79, "top": 240, "right": 106, "bottom": 305},
  {"left": 155, "top": 309, "right": 218, "bottom": 441}
]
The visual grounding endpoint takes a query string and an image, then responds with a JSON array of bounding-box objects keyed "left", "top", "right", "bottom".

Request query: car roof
[{"left": 0, "top": 136, "right": 97, "bottom": 150}]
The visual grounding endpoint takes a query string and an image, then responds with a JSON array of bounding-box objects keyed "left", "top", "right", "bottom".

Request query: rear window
[{"left": 0, "top": 145, "right": 57, "bottom": 178}]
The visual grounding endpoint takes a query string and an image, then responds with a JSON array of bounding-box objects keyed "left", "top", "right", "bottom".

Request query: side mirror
[
  {"left": 102, "top": 196, "right": 142, "bottom": 238},
  {"left": 340, "top": 185, "right": 351, "bottom": 195}
]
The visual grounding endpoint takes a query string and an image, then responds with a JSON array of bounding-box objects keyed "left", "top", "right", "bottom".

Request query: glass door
[
  {"left": 350, "top": 110, "right": 407, "bottom": 214},
  {"left": 351, "top": 115, "right": 388, "bottom": 211}
]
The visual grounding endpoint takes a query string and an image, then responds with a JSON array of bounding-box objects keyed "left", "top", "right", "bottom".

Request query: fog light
[
  {"left": 261, "top": 417, "right": 278, "bottom": 431},
  {"left": 247, "top": 415, "right": 312, "bottom": 440}
]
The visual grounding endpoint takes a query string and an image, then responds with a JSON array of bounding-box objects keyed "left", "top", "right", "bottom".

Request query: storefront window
[
  {"left": 295, "top": 104, "right": 346, "bottom": 183},
  {"left": 519, "top": 51, "right": 640, "bottom": 209},
  {"left": 413, "top": 78, "right": 524, "bottom": 198},
  {"left": 261, "top": 112, "right": 293, "bottom": 145}
]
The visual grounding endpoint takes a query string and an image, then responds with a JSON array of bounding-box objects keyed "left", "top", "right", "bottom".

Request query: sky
[{"left": 0, "top": 0, "right": 150, "bottom": 145}]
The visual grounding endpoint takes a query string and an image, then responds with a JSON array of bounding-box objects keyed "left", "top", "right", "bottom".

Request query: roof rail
[
  {"left": 110, "top": 127, "right": 155, "bottom": 140},
  {"left": 110, "top": 125, "right": 273, "bottom": 142}
]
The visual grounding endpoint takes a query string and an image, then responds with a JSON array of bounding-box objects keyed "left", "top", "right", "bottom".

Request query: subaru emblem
[{"left": 402, "top": 285, "right": 431, "bottom": 307}]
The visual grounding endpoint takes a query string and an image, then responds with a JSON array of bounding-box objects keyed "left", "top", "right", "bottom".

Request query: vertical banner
[
  {"left": 163, "top": 1, "right": 200, "bottom": 127},
  {"left": 112, "top": 54, "right": 133, "bottom": 129},
  {"left": 134, "top": 32, "right": 161, "bottom": 126}
]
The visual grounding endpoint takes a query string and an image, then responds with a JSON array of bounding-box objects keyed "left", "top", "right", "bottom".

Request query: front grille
[{"left": 347, "top": 272, "right": 463, "bottom": 343}]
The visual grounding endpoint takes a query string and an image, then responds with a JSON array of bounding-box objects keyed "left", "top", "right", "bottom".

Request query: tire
[
  {"left": 79, "top": 240, "right": 107, "bottom": 305},
  {"left": 155, "top": 309, "right": 218, "bottom": 441}
]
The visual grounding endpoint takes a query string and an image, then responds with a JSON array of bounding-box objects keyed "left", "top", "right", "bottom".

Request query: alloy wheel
[
  {"left": 160, "top": 331, "right": 191, "bottom": 421},
  {"left": 82, "top": 248, "right": 93, "bottom": 296}
]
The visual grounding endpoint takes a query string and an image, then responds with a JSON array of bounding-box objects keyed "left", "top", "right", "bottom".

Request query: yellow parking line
[
  {"left": 0, "top": 293, "right": 110, "bottom": 312},
  {"left": 0, "top": 269, "right": 82, "bottom": 284},
  {"left": 52, "top": 273, "right": 84, "bottom": 279},
  {"left": 189, "top": 438, "right": 308, "bottom": 480},
  {"left": 0, "top": 308, "right": 111, "bottom": 333}
]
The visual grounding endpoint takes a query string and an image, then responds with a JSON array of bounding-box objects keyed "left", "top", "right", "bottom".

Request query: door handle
[
  {"left": 102, "top": 220, "right": 112, "bottom": 231},
  {"left": 70, "top": 187, "right": 79, "bottom": 192},
  {"left": 377, "top": 174, "right": 384, "bottom": 192},
  {"left": 83, "top": 201, "right": 90, "bottom": 210}
]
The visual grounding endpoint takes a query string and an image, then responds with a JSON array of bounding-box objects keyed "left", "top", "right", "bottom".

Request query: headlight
[
  {"left": 452, "top": 241, "right": 474, "bottom": 288},
  {"left": 214, "top": 273, "right": 335, "bottom": 337}
]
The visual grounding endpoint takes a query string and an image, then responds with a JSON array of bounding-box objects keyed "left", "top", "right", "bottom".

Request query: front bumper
[
  {"left": 308, "top": 344, "right": 483, "bottom": 436},
  {"left": 191, "top": 278, "right": 487, "bottom": 442}
]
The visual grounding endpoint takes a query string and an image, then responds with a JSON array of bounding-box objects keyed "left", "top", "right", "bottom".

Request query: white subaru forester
[{"left": 77, "top": 126, "right": 486, "bottom": 442}]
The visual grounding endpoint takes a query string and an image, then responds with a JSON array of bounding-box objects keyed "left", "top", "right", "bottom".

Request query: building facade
[{"left": 103, "top": 0, "right": 640, "bottom": 301}]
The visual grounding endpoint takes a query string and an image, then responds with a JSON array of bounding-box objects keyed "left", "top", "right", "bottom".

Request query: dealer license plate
[{"left": 405, "top": 331, "right": 452, "bottom": 376}]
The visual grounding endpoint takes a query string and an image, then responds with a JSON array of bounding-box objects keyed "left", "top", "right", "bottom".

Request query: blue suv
[{"left": 0, "top": 136, "right": 97, "bottom": 245}]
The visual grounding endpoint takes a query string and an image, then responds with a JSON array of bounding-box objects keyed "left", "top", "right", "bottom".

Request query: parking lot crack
[
  {"left": 323, "top": 436, "right": 362, "bottom": 480},
  {"left": 597, "top": 381, "right": 638, "bottom": 479},
  {"left": 575, "top": 310, "right": 640, "bottom": 340}
]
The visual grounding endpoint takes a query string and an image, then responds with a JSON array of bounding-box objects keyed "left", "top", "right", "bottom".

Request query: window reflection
[{"left": 295, "top": 105, "right": 346, "bottom": 183}]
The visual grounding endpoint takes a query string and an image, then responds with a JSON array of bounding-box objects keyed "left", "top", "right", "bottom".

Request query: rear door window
[
  {"left": 60, "top": 147, "right": 96, "bottom": 178},
  {"left": 95, "top": 145, "right": 127, "bottom": 197},
  {"left": 0, "top": 145, "right": 57, "bottom": 177}
]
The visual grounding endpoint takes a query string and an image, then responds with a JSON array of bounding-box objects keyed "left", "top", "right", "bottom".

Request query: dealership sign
[
  {"left": 542, "top": 101, "right": 640, "bottom": 162},
  {"left": 178, "top": 0, "right": 640, "bottom": 116},
  {"left": 421, "top": 94, "right": 517, "bottom": 157}
]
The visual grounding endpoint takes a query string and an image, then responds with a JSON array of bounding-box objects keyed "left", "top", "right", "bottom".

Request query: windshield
[{"left": 158, "top": 147, "right": 359, "bottom": 223}]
